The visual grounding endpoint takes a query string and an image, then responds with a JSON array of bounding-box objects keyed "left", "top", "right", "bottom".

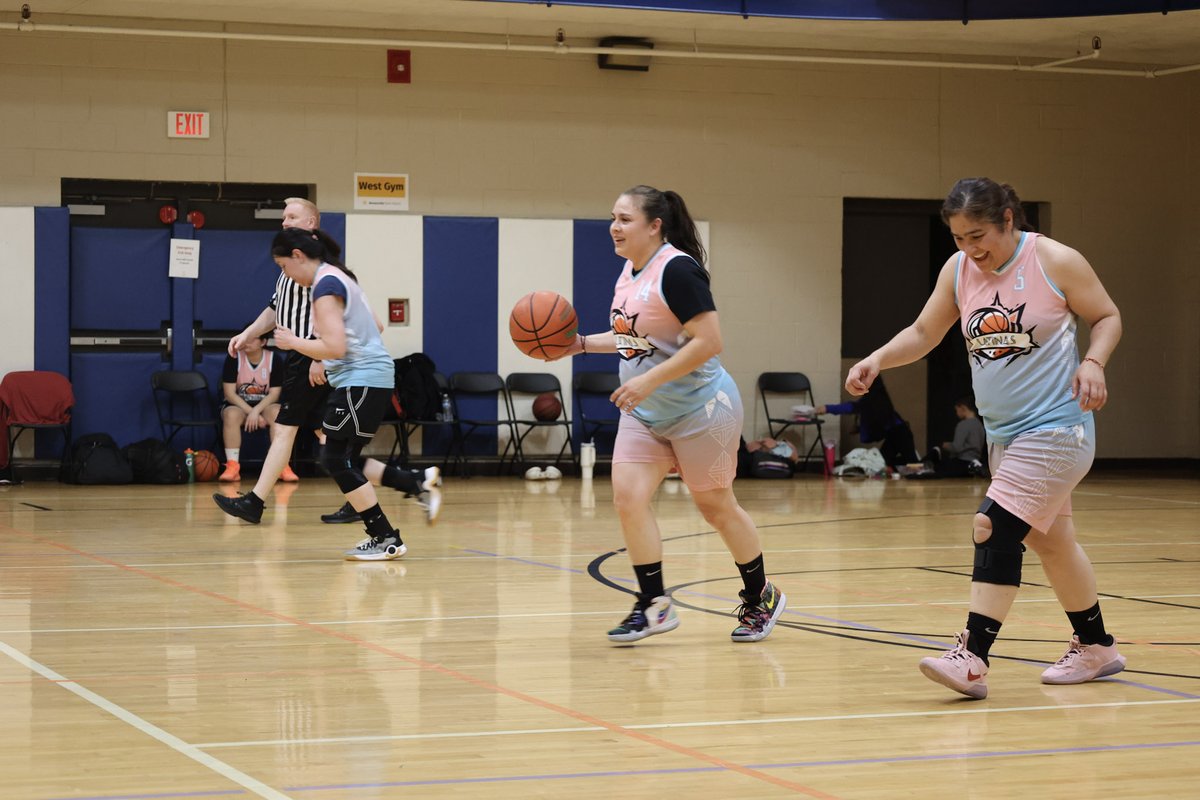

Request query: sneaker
[
  {"left": 218, "top": 460, "right": 241, "bottom": 482},
  {"left": 416, "top": 466, "right": 442, "bottom": 525},
  {"left": 542, "top": 466, "right": 562, "bottom": 480},
  {"left": 344, "top": 532, "right": 407, "bottom": 561},
  {"left": 731, "top": 581, "right": 787, "bottom": 642},
  {"left": 524, "top": 466, "right": 545, "bottom": 481},
  {"left": 280, "top": 464, "right": 300, "bottom": 483},
  {"left": 607, "top": 596, "right": 680, "bottom": 643},
  {"left": 918, "top": 630, "right": 989, "bottom": 699},
  {"left": 212, "top": 492, "right": 264, "bottom": 524},
  {"left": 1041, "top": 635, "right": 1127, "bottom": 685},
  {"left": 321, "top": 501, "right": 362, "bottom": 524}
]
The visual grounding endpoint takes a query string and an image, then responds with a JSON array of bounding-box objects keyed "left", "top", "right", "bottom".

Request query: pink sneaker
[
  {"left": 918, "top": 630, "right": 989, "bottom": 699},
  {"left": 1041, "top": 636, "right": 1127, "bottom": 685}
]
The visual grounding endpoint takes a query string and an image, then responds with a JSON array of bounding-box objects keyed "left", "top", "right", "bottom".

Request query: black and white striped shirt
[{"left": 271, "top": 274, "right": 315, "bottom": 339}]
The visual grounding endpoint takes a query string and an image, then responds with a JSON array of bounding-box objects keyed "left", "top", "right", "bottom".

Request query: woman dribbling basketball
[{"left": 562, "top": 185, "right": 787, "bottom": 644}]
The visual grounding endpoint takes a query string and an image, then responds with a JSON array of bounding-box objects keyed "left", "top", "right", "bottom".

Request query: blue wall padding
[
  {"left": 70, "top": 352, "right": 171, "bottom": 448},
  {"left": 70, "top": 228, "right": 172, "bottom": 330},
  {"left": 424, "top": 217, "right": 499, "bottom": 454},
  {"left": 572, "top": 220, "right": 622, "bottom": 449},
  {"left": 194, "top": 229, "right": 279, "bottom": 332},
  {"left": 171, "top": 223, "right": 196, "bottom": 370},
  {"left": 35, "top": 207, "right": 71, "bottom": 378}
]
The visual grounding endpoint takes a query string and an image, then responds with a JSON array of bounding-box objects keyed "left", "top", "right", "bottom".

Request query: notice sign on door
[
  {"left": 169, "top": 239, "right": 201, "bottom": 279},
  {"left": 354, "top": 173, "right": 408, "bottom": 211}
]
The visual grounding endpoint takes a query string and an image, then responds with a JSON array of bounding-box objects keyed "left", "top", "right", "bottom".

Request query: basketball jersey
[
  {"left": 234, "top": 350, "right": 273, "bottom": 405},
  {"left": 954, "top": 231, "right": 1088, "bottom": 445},
  {"left": 312, "top": 264, "right": 393, "bottom": 390},
  {"left": 611, "top": 243, "right": 728, "bottom": 425}
]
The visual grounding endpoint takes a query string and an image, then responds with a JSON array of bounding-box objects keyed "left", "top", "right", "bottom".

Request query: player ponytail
[
  {"left": 271, "top": 227, "right": 358, "bottom": 282},
  {"left": 623, "top": 185, "right": 707, "bottom": 267},
  {"left": 941, "top": 177, "right": 1034, "bottom": 233}
]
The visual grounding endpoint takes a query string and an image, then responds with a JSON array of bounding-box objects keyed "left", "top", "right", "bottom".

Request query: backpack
[
  {"left": 393, "top": 353, "right": 441, "bottom": 421},
  {"left": 749, "top": 449, "right": 794, "bottom": 479},
  {"left": 122, "top": 438, "right": 189, "bottom": 484},
  {"left": 60, "top": 433, "right": 133, "bottom": 485}
]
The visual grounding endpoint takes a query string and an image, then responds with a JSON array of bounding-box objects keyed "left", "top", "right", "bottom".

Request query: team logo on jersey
[
  {"left": 612, "top": 303, "right": 656, "bottom": 363},
  {"left": 965, "top": 292, "right": 1039, "bottom": 365}
]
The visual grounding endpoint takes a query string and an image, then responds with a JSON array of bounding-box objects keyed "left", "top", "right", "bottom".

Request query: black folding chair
[
  {"left": 757, "top": 371, "right": 825, "bottom": 470},
  {"left": 506, "top": 372, "right": 576, "bottom": 473},
  {"left": 447, "top": 371, "right": 520, "bottom": 476},
  {"left": 151, "top": 370, "right": 220, "bottom": 448},
  {"left": 572, "top": 371, "right": 620, "bottom": 455}
]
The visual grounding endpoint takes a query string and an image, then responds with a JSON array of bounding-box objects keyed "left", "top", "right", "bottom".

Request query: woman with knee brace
[
  {"left": 270, "top": 227, "right": 437, "bottom": 561},
  {"left": 844, "top": 177, "right": 1125, "bottom": 699}
]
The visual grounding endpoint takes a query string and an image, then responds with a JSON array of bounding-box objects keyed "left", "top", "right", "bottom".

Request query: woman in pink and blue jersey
[
  {"left": 845, "top": 177, "right": 1125, "bottom": 699},
  {"left": 564, "top": 185, "right": 787, "bottom": 645}
]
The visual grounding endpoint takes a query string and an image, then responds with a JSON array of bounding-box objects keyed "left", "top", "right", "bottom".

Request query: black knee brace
[
  {"left": 321, "top": 437, "right": 368, "bottom": 494},
  {"left": 972, "top": 498, "right": 1031, "bottom": 586}
]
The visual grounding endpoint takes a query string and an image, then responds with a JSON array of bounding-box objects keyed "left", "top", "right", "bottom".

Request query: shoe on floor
[
  {"left": 321, "top": 501, "right": 362, "bottom": 524},
  {"left": 280, "top": 464, "right": 300, "bottom": 483},
  {"left": 212, "top": 492, "right": 264, "bottom": 524},
  {"left": 1041, "top": 635, "right": 1127, "bottom": 685},
  {"left": 542, "top": 466, "right": 562, "bottom": 480},
  {"left": 524, "top": 466, "right": 545, "bottom": 480},
  {"left": 218, "top": 460, "right": 241, "bottom": 482},
  {"left": 731, "top": 581, "right": 787, "bottom": 642},
  {"left": 607, "top": 595, "right": 679, "bottom": 643},
  {"left": 417, "top": 466, "right": 442, "bottom": 525},
  {"left": 344, "top": 532, "right": 407, "bottom": 561},
  {"left": 918, "top": 630, "right": 989, "bottom": 699}
]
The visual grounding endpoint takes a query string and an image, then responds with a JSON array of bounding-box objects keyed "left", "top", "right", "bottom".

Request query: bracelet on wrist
[
  {"left": 579, "top": 334, "right": 587, "bottom": 354},
  {"left": 1082, "top": 356, "right": 1104, "bottom": 369}
]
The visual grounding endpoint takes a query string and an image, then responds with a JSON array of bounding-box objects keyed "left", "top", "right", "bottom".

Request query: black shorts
[
  {"left": 322, "top": 386, "right": 393, "bottom": 444},
  {"left": 276, "top": 353, "right": 332, "bottom": 428}
]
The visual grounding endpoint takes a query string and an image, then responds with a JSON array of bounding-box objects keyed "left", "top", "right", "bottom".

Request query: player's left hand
[{"left": 611, "top": 374, "right": 654, "bottom": 414}]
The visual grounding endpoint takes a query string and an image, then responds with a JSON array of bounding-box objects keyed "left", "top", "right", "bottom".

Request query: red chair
[{"left": 0, "top": 370, "right": 74, "bottom": 483}]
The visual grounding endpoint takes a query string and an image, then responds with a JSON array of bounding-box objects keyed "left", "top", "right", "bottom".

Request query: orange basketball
[
  {"left": 509, "top": 291, "right": 578, "bottom": 361},
  {"left": 192, "top": 449, "right": 220, "bottom": 482},
  {"left": 978, "top": 311, "right": 1011, "bottom": 334},
  {"left": 532, "top": 392, "right": 562, "bottom": 421}
]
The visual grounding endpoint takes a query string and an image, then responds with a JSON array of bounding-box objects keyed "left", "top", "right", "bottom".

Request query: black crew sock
[
  {"left": 633, "top": 562, "right": 665, "bottom": 605},
  {"left": 965, "top": 612, "right": 1003, "bottom": 665},
  {"left": 1066, "top": 602, "right": 1114, "bottom": 646},
  {"left": 360, "top": 503, "right": 400, "bottom": 543},
  {"left": 382, "top": 465, "right": 422, "bottom": 495},
  {"left": 735, "top": 553, "right": 767, "bottom": 599}
]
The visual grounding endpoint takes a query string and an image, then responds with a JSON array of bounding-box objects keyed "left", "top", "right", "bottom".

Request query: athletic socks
[
  {"left": 965, "top": 612, "right": 1004, "bottom": 665},
  {"left": 735, "top": 553, "right": 767, "bottom": 598},
  {"left": 360, "top": 503, "right": 400, "bottom": 543},
  {"left": 1066, "top": 602, "right": 1114, "bottom": 646},
  {"left": 381, "top": 465, "right": 422, "bottom": 495},
  {"left": 226, "top": 448, "right": 239, "bottom": 463},
  {"left": 633, "top": 562, "right": 665, "bottom": 604}
]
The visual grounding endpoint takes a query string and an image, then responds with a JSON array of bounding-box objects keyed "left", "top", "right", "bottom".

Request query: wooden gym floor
[{"left": 1, "top": 470, "right": 1197, "bottom": 799}]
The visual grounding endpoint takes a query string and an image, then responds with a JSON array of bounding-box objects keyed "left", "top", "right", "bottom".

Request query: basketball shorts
[
  {"left": 276, "top": 353, "right": 332, "bottom": 428},
  {"left": 613, "top": 386, "right": 743, "bottom": 493},
  {"left": 985, "top": 416, "right": 1095, "bottom": 534},
  {"left": 322, "top": 386, "right": 393, "bottom": 445}
]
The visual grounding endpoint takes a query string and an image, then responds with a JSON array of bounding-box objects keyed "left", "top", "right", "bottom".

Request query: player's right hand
[
  {"left": 845, "top": 358, "right": 879, "bottom": 397},
  {"left": 227, "top": 333, "right": 247, "bottom": 357}
]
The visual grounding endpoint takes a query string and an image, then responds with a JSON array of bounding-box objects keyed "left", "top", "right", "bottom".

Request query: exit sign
[{"left": 167, "top": 111, "right": 210, "bottom": 139}]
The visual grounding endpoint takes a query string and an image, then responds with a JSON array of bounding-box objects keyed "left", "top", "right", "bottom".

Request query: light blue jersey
[{"left": 312, "top": 264, "right": 393, "bottom": 390}]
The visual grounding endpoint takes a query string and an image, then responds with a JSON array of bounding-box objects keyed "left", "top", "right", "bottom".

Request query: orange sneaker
[
  {"left": 218, "top": 460, "right": 241, "bottom": 482},
  {"left": 280, "top": 464, "right": 300, "bottom": 483}
]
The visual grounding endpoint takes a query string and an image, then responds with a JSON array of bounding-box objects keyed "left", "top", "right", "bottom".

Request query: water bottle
[
  {"left": 580, "top": 440, "right": 596, "bottom": 481},
  {"left": 184, "top": 448, "right": 195, "bottom": 483},
  {"left": 440, "top": 394, "right": 452, "bottom": 422}
]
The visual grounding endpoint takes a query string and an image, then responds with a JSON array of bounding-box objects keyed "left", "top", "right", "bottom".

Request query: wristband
[
  {"left": 1082, "top": 357, "right": 1104, "bottom": 369},
  {"left": 579, "top": 334, "right": 587, "bottom": 354}
]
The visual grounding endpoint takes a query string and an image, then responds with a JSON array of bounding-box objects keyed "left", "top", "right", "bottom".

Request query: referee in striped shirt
[{"left": 213, "top": 197, "right": 338, "bottom": 524}]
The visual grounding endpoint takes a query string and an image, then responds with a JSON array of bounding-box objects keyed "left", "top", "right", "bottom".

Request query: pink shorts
[
  {"left": 985, "top": 418, "right": 1095, "bottom": 534},
  {"left": 612, "top": 388, "right": 743, "bottom": 493}
]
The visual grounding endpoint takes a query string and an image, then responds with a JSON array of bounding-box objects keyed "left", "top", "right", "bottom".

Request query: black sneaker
[
  {"left": 321, "top": 501, "right": 362, "bottom": 524},
  {"left": 212, "top": 492, "right": 264, "bottom": 524}
]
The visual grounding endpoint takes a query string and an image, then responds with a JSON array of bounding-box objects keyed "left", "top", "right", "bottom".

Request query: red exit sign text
[{"left": 167, "top": 111, "right": 210, "bottom": 139}]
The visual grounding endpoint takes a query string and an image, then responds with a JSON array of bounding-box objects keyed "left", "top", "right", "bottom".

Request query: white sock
[{"left": 226, "top": 449, "right": 240, "bottom": 463}]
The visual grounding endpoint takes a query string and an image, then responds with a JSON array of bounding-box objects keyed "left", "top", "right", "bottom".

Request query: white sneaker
[
  {"left": 417, "top": 466, "right": 442, "bottom": 525},
  {"left": 542, "top": 466, "right": 562, "bottom": 480},
  {"left": 524, "top": 466, "right": 545, "bottom": 481},
  {"left": 344, "top": 533, "right": 407, "bottom": 561}
]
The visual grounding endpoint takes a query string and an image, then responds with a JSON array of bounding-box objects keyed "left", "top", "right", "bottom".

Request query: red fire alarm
[
  {"left": 387, "top": 49, "right": 412, "bottom": 84},
  {"left": 388, "top": 298, "right": 409, "bottom": 325}
]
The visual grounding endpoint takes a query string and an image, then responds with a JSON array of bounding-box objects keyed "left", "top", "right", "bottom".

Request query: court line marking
[
  {"left": 0, "top": 526, "right": 839, "bottom": 799},
  {"left": 195, "top": 696, "right": 1200, "bottom": 749},
  {"left": 0, "top": 639, "right": 293, "bottom": 800}
]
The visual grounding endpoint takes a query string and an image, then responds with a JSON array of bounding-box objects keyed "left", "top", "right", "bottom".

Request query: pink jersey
[
  {"left": 234, "top": 350, "right": 274, "bottom": 406},
  {"left": 611, "top": 243, "right": 727, "bottom": 424},
  {"left": 954, "top": 231, "right": 1088, "bottom": 444}
]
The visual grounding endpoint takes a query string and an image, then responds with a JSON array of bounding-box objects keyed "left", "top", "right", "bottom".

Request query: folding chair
[
  {"left": 757, "top": 371, "right": 825, "bottom": 470},
  {"left": 447, "top": 371, "right": 519, "bottom": 476},
  {"left": 151, "top": 370, "right": 220, "bottom": 448},
  {"left": 0, "top": 371, "right": 74, "bottom": 483},
  {"left": 572, "top": 371, "right": 620, "bottom": 455},
  {"left": 506, "top": 372, "right": 576, "bottom": 473}
]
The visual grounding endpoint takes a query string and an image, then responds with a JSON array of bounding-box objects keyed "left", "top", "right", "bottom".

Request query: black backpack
[
  {"left": 60, "top": 433, "right": 134, "bottom": 485},
  {"left": 123, "top": 438, "right": 189, "bottom": 484},
  {"left": 394, "top": 353, "right": 441, "bottom": 421}
]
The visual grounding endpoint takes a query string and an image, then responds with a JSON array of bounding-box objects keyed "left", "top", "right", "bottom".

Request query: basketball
[
  {"left": 532, "top": 392, "right": 562, "bottom": 421},
  {"left": 509, "top": 291, "right": 578, "bottom": 360},
  {"left": 192, "top": 450, "right": 220, "bottom": 482}
]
